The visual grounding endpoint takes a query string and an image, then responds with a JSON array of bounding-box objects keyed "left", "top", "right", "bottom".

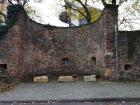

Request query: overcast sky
[
  {"left": 27, "top": 0, "right": 104, "bottom": 26},
  {"left": 27, "top": 0, "right": 140, "bottom": 30},
  {"left": 27, "top": 0, "right": 69, "bottom": 26}
]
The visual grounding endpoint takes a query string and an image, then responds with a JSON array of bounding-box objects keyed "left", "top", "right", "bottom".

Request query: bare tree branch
[
  {"left": 64, "top": 0, "right": 86, "bottom": 18},
  {"left": 8, "top": 0, "right": 14, "bottom": 4},
  {"left": 73, "top": 0, "right": 92, "bottom": 23},
  {"left": 23, "top": 0, "right": 30, "bottom": 6},
  {"left": 7, "top": 0, "right": 30, "bottom": 6},
  {"left": 85, "top": 0, "right": 88, "bottom": 5},
  {"left": 101, "top": 0, "right": 106, "bottom": 6}
]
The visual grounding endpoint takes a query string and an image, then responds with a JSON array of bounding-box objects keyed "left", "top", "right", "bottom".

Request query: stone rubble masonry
[
  {"left": 118, "top": 31, "right": 140, "bottom": 80},
  {"left": 0, "top": 4, "right": 140, "bottom": 81},
  {"left": 103, "top": 5, "right": 118, "bottom": 79}
]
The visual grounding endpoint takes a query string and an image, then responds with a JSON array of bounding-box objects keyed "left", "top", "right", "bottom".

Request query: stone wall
[
  {"left": 118, "top": 31, "right": 140, "bottom": 80},
  {"left": 0, "top": 8, "right": 26, "bottom": 80},
  {"left": 21, "top": 12, "right": 105, "bottom": 81},
  {"left": 0, "top": 4, "right": 121, "bottom": 81},
  {"left": 102, "top": 5, "right": 118, "bottom": 79}
]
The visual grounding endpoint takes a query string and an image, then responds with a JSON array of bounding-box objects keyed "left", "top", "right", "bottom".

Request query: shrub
[
  {"left": 0, "top": 67, "right": 15, "bottom": 92},
  {"left": 0, "top": 67, "right": 15, "bottom": 84}
]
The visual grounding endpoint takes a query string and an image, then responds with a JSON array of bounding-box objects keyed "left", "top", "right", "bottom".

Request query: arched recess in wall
[{"left": 90, "top": 57, "right": 96, "bottom": 65}]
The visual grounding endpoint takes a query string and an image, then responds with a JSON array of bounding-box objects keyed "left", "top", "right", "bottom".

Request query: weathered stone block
[
  {"left": 84, "top": 75, "right": 96, "bottom": 82},
  {"left": 58, "top": 76, "right": 74, "bottom": 82},
  {"left": 34, "top": 76, "right": 48, "bottom": 83}
]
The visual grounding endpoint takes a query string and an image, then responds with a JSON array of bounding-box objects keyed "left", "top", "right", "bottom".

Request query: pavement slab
[{"left": 0, "top": 82, "right": 140, "bottom": 101}]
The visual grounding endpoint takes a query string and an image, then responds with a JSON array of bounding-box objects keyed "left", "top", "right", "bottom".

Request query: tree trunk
[{"left": 112, "top": 0, "right": 116, "bottom": 5}]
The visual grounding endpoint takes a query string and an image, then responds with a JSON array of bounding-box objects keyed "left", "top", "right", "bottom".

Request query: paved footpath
[
  {"left": 0, "top": 82, "right": 140, "bottom": 101},
  {"left": 0, "top": 102, "right": 140, "bottom": 105}
]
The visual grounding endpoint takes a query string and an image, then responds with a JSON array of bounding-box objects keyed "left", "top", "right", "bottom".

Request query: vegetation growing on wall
[
  {"left": 0, "top": 67, "right": 15, "bottom": 92},
  {"left": 6, "top": 5, "right": 25, "bottom": 27},
  {"left": 0, "top": 5, "right": 25, "bottom": 35},
  {"left": 0, "top": 68, "right": 14, "bottom": 84}
]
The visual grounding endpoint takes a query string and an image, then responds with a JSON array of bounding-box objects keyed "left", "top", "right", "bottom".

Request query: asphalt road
[{"left": 0, "top": 101, "right": 140, "bottom": 105}]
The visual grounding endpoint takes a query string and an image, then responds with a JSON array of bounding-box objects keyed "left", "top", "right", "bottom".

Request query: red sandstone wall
[{"left": 0, "top": 4, "right": 118, "bottom": 81}]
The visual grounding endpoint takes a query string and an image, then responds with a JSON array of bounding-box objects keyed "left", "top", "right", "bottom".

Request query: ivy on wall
[
  {"left": 0, "top": 5, "right": 24, "bottom": 35},
  {"left": 6, "top": 5, "right": 24, "bottom": 28},
  {"left": 0, "top": 26, "right": 8, "bottom": 40}
]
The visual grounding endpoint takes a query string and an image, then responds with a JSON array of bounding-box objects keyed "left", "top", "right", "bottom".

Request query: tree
[
  {"left": 8, "top": 0, "right": 30, "bottom": 6},
  {"left": 99, "top": 0, "right": 139, "bottom": 30},
  {"left": 0, "top": 0, "right": 42, "bottom": 25},
  {"left": 63, "top": 0, "right": 95, "bottom": 24},
  {"left": 61, "top": 0, "right": 126, "bottom": 24},
  {"left": 101, "top": 0, "right": 127, "bottom": 5},
  {"left": 118, "top": 0, "right": 140, "bottom": 30},
  {"left": 101, "top": 0, "right": 140, "bottom": 29},
  {"left": 59, "top": 5, "right": 102, "bottom": 26},
  {"left": 0, "top": 1, "right": 7, "bottom": 24}
]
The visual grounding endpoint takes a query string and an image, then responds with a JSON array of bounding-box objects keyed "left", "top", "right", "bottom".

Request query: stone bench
[
  {"left": 33, "top": 75, "right": 96, "bottom": 82},
  {"left": 83, "top": 75, "right": 96, "bottom": 82},
  {"left": 34, "top": 76, "right": 48, "bottom": 83},
  {"left": 58, "top": 76, "right": 74, "bottom": 82}
]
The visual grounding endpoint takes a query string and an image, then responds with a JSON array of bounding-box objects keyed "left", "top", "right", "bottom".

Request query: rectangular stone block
[
  {"left": 58, "top": 76, "right": 74, "bottom": 82},
  {"left": 84, "top": 75, "right": 96, "bottom": 82},
  {"left": 34, "top": 76, "right": 48, "bottom": 83}
]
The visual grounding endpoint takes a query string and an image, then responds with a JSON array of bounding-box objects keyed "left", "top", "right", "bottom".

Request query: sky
[
  {"left": 27, "top": 0, "right": 104, "bottom": 27},
  {"left": 26, "top": 0, "right": 140, "bottom": 30},
  {"left": 27, "top": 0, "right": 69, "bottom": 27}
]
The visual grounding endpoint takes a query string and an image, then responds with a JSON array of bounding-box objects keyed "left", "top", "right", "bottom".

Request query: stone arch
[{"left": 90, "top": 57, "right": 96, "bottom": 65}]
